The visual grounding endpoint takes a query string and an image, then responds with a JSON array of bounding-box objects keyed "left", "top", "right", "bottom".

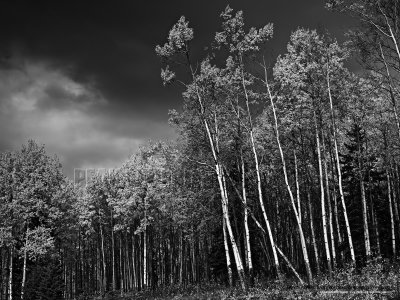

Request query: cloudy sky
[{"left": 0, "top": 0, "right": 354, "bottom": 178}]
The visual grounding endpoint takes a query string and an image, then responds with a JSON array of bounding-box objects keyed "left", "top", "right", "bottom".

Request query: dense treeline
[{"left": 1, "top": 1, "right": 400, "bottom": 299}]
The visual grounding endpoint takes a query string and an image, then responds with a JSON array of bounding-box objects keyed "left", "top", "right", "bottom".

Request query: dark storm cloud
[
  {"left": 0, "top": 0, "right": 355, "bottom": 177},
  {"left": 0, "top": 58, "right": 175, "bottom": 178},
  {"left": 36, "top": 82, "right": 102, "bottom": 111}
]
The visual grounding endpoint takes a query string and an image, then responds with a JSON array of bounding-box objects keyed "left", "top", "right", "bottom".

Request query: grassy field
[
  {"left": 89, "top": 259, "right": 400, "bottom": 300},
  {"left": 92, "top": 287, "right": 399, "bottom": 300}
]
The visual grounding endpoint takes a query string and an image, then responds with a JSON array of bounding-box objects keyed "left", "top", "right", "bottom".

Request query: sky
[{"left": 0, "top": 0, "right": 354, "bottom": 178}]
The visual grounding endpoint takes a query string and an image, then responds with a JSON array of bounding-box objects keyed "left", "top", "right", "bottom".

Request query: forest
[{"left": 1, "top": 1, "right": 400, "bottom": 299}]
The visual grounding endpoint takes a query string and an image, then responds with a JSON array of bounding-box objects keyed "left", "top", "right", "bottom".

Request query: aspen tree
[
  {"left": 241, "top": 153, "right": 253, "bottom": 279},
  {"left": 328, "top": 0, "right": 400, "bottom": 143},
  {"left": 314, "top": 110, "right": 332, "bottom": 275},
  {"left": 214, "top": 6, "right": 283, "bottom": 279},
  {"left": 262, "top": 62, "right": 312, "bottom": 283},
  {"left": 329, "top": 144, "right": 344, "bottom": 263},
  {"left": 274, "top": 29, "right": 357, "bottom": 266},
  {"left": 322, "top": 134, "right": 337, "bottom": 269},
  {"left": 156, "top": 16, "right": 246, "bottom": 288},
  {"left": 20, "top": 228, "right": 28, "bottom": 300},
  {"left": 294, "top": 151, "right": 301, "bottom": 225},
  {"left": 8, "top": 247, "right": 12, "bottom": 300},
  {"left": 356, "top": 124, "right": 371, "bottom": 260},
  {"left": 326, "top": 56, "right": 356, "bottom": 264},
  {"left": 387, "top": 171, "right": 396, "bottom": 257}
]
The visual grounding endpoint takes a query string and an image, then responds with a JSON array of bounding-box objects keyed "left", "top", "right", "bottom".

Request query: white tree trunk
[
  {"left": 100, "top": 223, "right": 107, "bottom": 292},
  {"left": 307, "top": 189, "right": 320, "bottom": 274},
  {"left": 222, "top": 217, "right": 233, "bottom": 287},
  {"left": 217, "top": 165, "right": 246, "bottom": 289},
  {"left": 327, "top": 68, "right": 356, "bottom": 264},
  {"left": 314, "top": 112, "right": 332, "bottom": 274},
  {"left": 143, "top": 229, "right": 147, "bottom": 289},
  {"left": 241, "top": 62, "right": 281, "bottom": 279},
  {"left": 8, "top": 247, "right": 13, "bottom": 300},
  {"left": 241, "top": 154, "right": 253, "bottom": 278},
  {"left": 194, "top": 84, "right": 245, "bottom": 287},
  {"left": 360, "top": 178, "right": 371, "bottom": 259},
  {"left": 387, "top": 172, "right": 396, "bottom": 257},
  {"left": 265, "top": 71, "right": 312, "bottom": 282},
  {"left": 356, "top": 124, "right": 371, "bottom": 260},
  {"left": 323, "top": 148, "right": 336, "bottom": 270},
  {"left": 20, "top": 228, "right": 28, "bottom": 300},
  {"left": 294, "top": 152, "right": 302, "bottom": 225}
]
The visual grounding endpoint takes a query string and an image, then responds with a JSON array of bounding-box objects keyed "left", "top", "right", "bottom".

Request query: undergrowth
[{"left": 89, "top": 258, "right": 400, "bottom": 300}]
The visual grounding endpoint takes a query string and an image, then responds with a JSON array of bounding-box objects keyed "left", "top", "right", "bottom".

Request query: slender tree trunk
[
  {"left": 322, "top": 141, "right": 336, "bottom": 270},
  {"left": 72, "top": 258, "right": 75, "bottom": 299},
  {"left": 231, "top": 193, "right": 242, "bottom": 260},
  {"left": 390, "top": 166, "right": 400, "bottom": 231},
  {"left": 179, "top": 232, "right": 183, "bottom": 285},
  {"left": 1, "top": 249, "right": 8, "bottom": 300},
  {"left": 250, "top": 135, "right": 282, "bottom": 279},
  {"left": 355, "top": 125, "right": 371, "bottom": 260},
  {"left": 222, "top": 218, "right": 233, "bottom": 287},
  {"left": 294, "top": 151, "right": 302, "bottom": 225},
  {"left": 329, "top": 146, "right": 343, "bottom": 264},
  {"left": 214, "top": 108, "right": 246, "bottom": 289},
  {"left": 360, "top": 177, "right": 371, "bottom": 260},
  {"left": 20, "top": 228, "right": 28, "bottom": 300},
  {"left": 119, "top": 233, "right": 124, "bottom": 295},
  {"left": 387, "top": 171, "right": 396, "bottom": 258},
  {"left": 275, "top": 246, "right": 305, "bottom": 285},
  {"left": 131, "top": 234, "right": 137, "bottom": 290},
  {"left": 395, "top": 165, "right": 400, "bottom": 224},
  {"left": 193, "top": 82, "right": 245, "bottom": 287},
  {"left": 241, "top": 153, "right": 253, "bottom": 281},
  {"left": 63, "top": 249, "right": 68, "bottom": 298},
  {"left": 111, "top": 220, "right": 116, "bottom": 292},
  {"left": 143, "top": 229, "right": 147, "bottom": 289},
  {"left": 265, "top": 69, "right": 312, "bottom": 282},
  {"left": 220, "top": 167, "right": 246, "bottom": 289},
  {"left": 125, "top": 231, "right": 130, "bottom": 291},
  {"left": 100, "top": 224, "right": 107, "bottom": 292},
  {"left": 78, "top": 229, "right": 82, "bottom": 294},
  {"left": 8, "top": 247, "right": 12, "bottom": 300},
  {"left": 327, "top": 189, "right": 337, "bottom": 270},
  {"left": 241, "top": 79, "right": 281, "bottom": 280},
  {"left": 372, "top": 204, "right": 381, "bottom": 257},
  {"left": 138, "top": 231, "right": 142, "bottom": 290},
  {"left": 307, "top": 189, "right": 320, "bottom": 275},
  {"left": 191, "top": 236, "right": 196, "bottom": 283},
  {"left": 314, "top": 111, "right": 332, "bottom": 274},
  {"left": 327, "top": 68, "right": 356, "bottom": 264}
]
